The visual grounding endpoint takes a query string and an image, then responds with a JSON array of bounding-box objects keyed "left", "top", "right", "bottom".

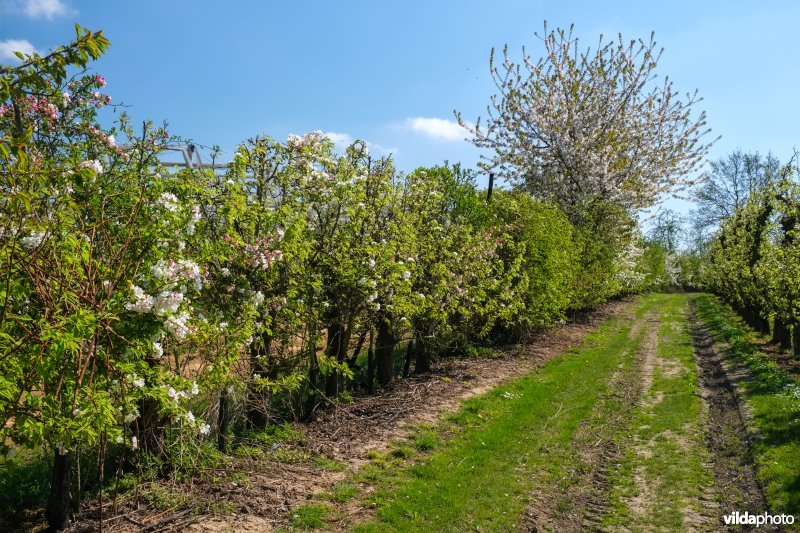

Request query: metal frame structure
[{"left": 159, "top": 144, "right": 230, "bottom": 172}]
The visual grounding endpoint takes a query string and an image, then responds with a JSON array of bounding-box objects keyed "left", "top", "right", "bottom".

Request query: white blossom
[
  {"left": 156, "top": 192, "right": 179, "bottom": 212},
  {"left": 152, "top": 290, "right": 184, "bottom": 315},
  {"left": 78, "top": 159, "right": 103, "bottom": 174},
  {"left": 165, "top": 311, "right": 191, "bottom": 339},
  {"left": 20, "top": 230, "right": 45, "bottom": 250},
  {"left": 252, "top": 290, "right": 265, "bottom": 306},
  {"left": 125, "top": 285, "right": 154, "bottom": 313}
]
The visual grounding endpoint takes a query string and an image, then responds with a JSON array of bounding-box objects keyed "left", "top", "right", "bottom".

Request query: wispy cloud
[
  {"left": 0, "top": 39, "right": 38, "bottom": 62},
  {"left": 323, "top": 131, "right": 398, "bottom": 156},
  {"left": 12, "top": 0, "right": 70, "bottom": 19},
  {"left": 404, "top": 117, "right": 468, "bottom": 141},
  {"left": 366, "top": 141, "right": 399, "bottom": 156},
  {"left": 323, "top": 131, "right": 353, "bottom": 148}
]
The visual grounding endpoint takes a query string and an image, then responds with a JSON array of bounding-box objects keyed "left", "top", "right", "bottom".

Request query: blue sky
[{"left": 1, "top": 0, "right": 799, "bottom": 211}]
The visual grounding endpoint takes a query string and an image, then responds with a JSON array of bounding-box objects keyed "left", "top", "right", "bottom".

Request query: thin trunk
[
  {"left": 773, "top": 317, "right": 792, "bottom": 350},
  {"left": 793, "top": 324, "right": 800, "bottom": 359},
  {"left": 217, "top": 387, "right": 231, "bottom": 452},
  {"left": 45, "top": 449, "right": 73, "bottom": 530},
  {"left": 376, "top": 317, "right": 396, "bottom": 386},
  {"left": 414, "top": 332, "right": 431, "bottom": 374},
  {"left": 306, "top": 349, "right": 319, "bottom": 419},
  {"left": 324, "top": 321, "right": 351, "bottom": 397},
  {"left": 346, "top": 329, "right": 368, "bottom": 369},
  {"left": 402, "top": 339, "right": 415, "bottom": 378},
  {"left": 755, "top": 310, "right": 770, "bottom": 335},
  {"left": 247, "top": 328, "right": 274, "bottom": 429},
  {"left": 366, "top": 332, "right": 375, "bottom": 394}
]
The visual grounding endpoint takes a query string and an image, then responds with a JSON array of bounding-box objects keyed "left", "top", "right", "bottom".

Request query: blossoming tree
[{"left": 457, "top": 22, "right": 715, "bottom": 217}]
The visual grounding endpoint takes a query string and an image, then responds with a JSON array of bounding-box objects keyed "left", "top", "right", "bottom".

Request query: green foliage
[{"left": 700, "top": 166, "right": 800, "bottom": 336}]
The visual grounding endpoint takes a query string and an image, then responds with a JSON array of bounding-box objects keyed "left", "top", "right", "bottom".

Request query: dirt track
[
  {"left": 689, "top": 301, "right": 772, "bottom": 531},
  {"left": 523, "top": 296, "right": 770, "bottom": 532}
]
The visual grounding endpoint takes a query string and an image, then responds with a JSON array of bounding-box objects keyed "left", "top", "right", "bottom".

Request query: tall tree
[
  {"left": 692, "top": 150, "right": 781, "bottom": 231},
  {"left": 648, "top": 209, "right": 685, "bottom": 253},
  {"left": 457, "top": 22, "right": 715, "bottom": 219}
]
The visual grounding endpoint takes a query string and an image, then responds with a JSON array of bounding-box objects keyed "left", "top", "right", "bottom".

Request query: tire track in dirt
[
  {"left": 688, "top": 298, "right": 773, "bottom": 532},
  {"left": 524, "top": 309, "right": 658, "bottom": 532},
  {"left": 592, "top": 312, "right": 661, "bottom": 532}
]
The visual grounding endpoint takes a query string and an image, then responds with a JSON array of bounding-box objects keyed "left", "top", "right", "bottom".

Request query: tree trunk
[
  {"left": 45, "top": 448, "right": 73, "bottom": 530},
  {"left": 376, "top": 318, "right": 396, "bottom": 386},
  {"left": 137, "top": 352, "right": 167, "bottom": 457},
  {"left": 324, "top": 321, "right": 351, "bottom": 397},
  {"left": 793, "top": 325, "right": 800, "bottom": 359},
  {"left": 756, "top": 311, "right": 770, "bottom": 335},
  {"left": 346, "top": 329, "right": 367, "bottom": 369},
  {"left": 137, "top": 398, "right": 166, "bottom": 457},
  {"left": 247, "top": 327, "right": 275, "bottom": 428},
  {"left": 366, "top": 335, "right": 375, "bottom": 394},
  {"left": 773, "top": 317, "right": 792, "bottom": 350},
  {"left": 217, "top": 387, "right": 231, "bottom": 453},
  {"left": 305, "top": 347, "right": 319, "bottom": 420},
  {"left": 402, "top": 339, "right": 415, "bottom": 378},
  {"left": 415, "top": 333, "right": 432, "bottom": 374}
]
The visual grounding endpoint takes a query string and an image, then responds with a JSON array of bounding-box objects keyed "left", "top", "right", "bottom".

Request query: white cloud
[
  {"left": 367, "top": 141, "right": 399, "bottom": 156},
  {"left": 19, "top": 0, "right": 68, "bottom": 19},
  {"left": 323, "top": 131, "right": 353, "bottom": 148},
  {"left": 405, "top": 117, "right": 467, "bottom": 142},
  {"left": 323, "top": 132, "right": 398, "bottom": 156},
  {"left": 0, "top": 39, "right": 37, "bottom": 62}
]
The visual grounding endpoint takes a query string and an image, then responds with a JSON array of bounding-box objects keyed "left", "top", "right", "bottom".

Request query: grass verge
[{"left": 695, "top": 294, "right": 800, "bottom": 517}]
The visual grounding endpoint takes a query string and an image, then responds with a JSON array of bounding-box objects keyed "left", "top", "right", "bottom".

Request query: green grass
[
  {"left": 341, "top": 296, "right": 654, "bottom": 531},
  {"left": 602, "top": 293, "right": 713, "bottom": 530},
  {"left": 289, "top": 503, "right": 331, "bottom": 529},
  {"left": 695, "top": 294, "right": 800, "bottom": 518}
]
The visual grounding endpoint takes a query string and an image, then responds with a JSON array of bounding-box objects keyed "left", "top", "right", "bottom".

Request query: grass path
[
  {"left": 291, "top": 293, "right": 788, "bottom": 532},
  {"left": 600, "top": 294, "right": 715, "bottom": 531},
  {"left": 345, "top": 299, "right": 648, "bottom": 532}
]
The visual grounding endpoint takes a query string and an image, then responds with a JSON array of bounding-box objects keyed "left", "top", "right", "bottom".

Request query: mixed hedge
[{"left": 0, "top": 27, "right": 676, "bottom": 527}]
